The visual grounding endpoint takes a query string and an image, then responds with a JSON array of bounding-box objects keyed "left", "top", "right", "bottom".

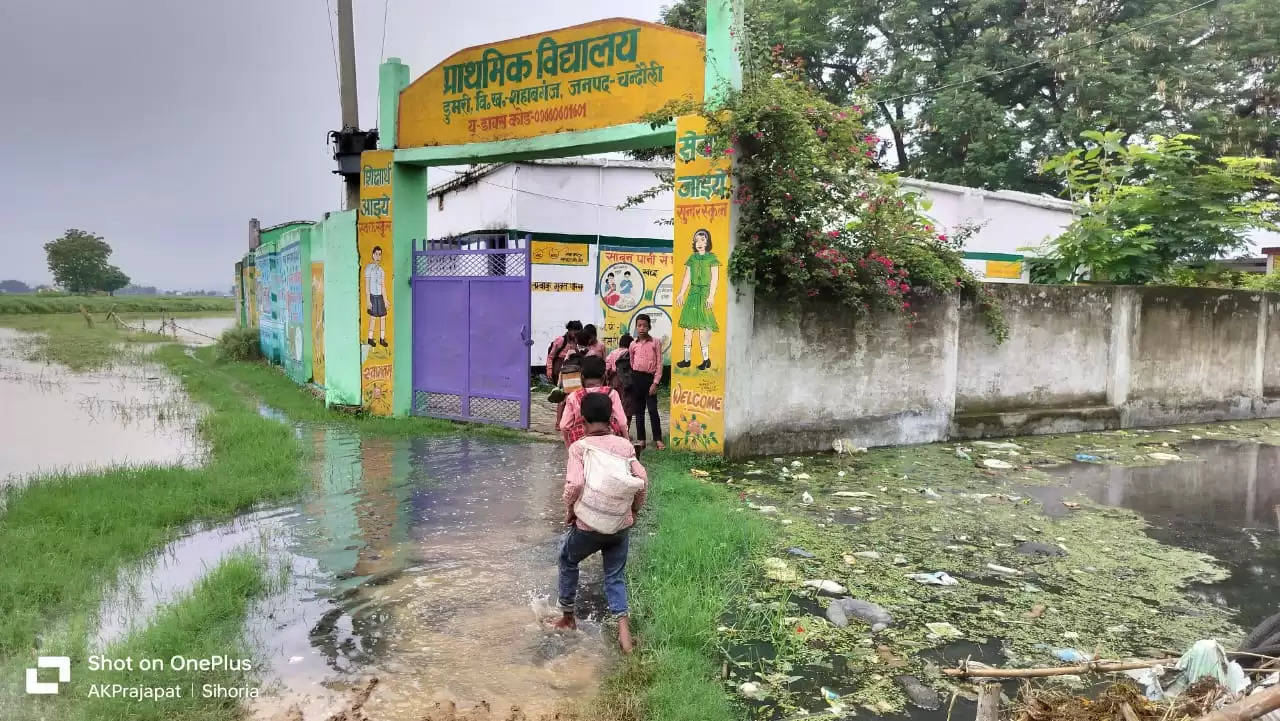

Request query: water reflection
[
  {"left": 96, "top": 427, "right": 606, "bottom": 719},
  {"left": 1034, "top": 440, "right": 1280, "bottom": 629}
]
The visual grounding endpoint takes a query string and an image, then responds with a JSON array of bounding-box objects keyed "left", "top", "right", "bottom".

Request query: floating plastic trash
[
  {"left": 907, "top": 571, "right": 960, "bottom": 586},
  {"left": 1075, "top": 453, "right": 1101, "bottom": 462},
  {"left": 803, "top": 579, "right": 847, "bottom": 594},
  {"left": 983, "top": 458, "right": 1014, "bottom": 469}
]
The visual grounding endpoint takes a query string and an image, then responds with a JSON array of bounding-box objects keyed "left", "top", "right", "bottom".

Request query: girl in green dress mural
[{"left": 675, "top": 229, "right": 720, "bottom": 370}]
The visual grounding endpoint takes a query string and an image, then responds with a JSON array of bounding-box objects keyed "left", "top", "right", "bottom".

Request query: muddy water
[
  {"left": 0, "top": 327, "right": 205, "bottom": 485},
  {"left": 97, "top": 426, "right": 609, "bottom": 720},
  {"left": 1033, "top": 440, "right": 1280, "bottom": 630}
]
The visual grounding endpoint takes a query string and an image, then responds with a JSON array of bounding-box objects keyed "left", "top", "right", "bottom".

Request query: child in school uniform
[{"left": 554, "top": 392, "right": 648, "bottom": 653}]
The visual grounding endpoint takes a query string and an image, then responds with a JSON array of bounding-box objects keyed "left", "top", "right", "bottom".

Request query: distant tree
[
  {"left": 43, "top": 229, "right": 129, "bottom": 294},
  {"left": 44, "top": 229, "right": 110, "bottom": 293},
  {"left": 100, "top": 265, "right": 130, "bottom": 295},
  {"left": 0, "top": 280, "right": 31, "bottom": 294}
]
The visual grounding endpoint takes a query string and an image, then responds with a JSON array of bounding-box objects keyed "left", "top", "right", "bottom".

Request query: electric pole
[{"left": 330, "top": 0, "right": 377, "bottom": 211}]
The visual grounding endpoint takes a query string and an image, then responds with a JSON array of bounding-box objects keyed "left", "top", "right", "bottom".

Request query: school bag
[
  {"left": 547, "top": 333, "right": 571, "bottom": 382},
  {"left": 573, "top": 442, "right": 645, "bottom": 534}
]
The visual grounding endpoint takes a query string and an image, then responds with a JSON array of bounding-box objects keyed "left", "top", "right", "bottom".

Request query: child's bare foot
[
  {"left": 617, "top": 615, "right": 634, "bottom": 654},
  {"left": 551, "top": 613, "right": 577, "bottom": 631},
  {"left": 655, "top": 440, "right": 666, "bottom": 451}
]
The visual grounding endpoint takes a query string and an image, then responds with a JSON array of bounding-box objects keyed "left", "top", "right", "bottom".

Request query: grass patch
[
  {"left": 585, "top": 451, "right": 767, "bottom": 721},
  {"left": 0, "top": 294, "right": 233, "bottom": 315},
  {"left": 0, "top": 342, "right": 303, "bottom": 660},
  {"left": 5, "top": 554, "right": 272, "bottom": 721},
  {"left": 201, "top": 347, "right": 537, "bottom": 440},
  {"left": 0, "top": 313, "right": 169, "bottom": 371}
]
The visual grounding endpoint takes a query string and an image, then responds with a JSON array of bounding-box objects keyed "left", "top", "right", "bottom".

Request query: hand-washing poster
[
  {"left": 669, "top": 115, "right": 731, "bottom": 453},
  {"left": 311, "top": 261, "right": 326, "bottom": 387},
  {"left": 396, "top": 18, "right": 705, "bottom": 147},
  {"left": 597, "top": 246, "right": 674, "bottom": 359},
  {"left": 358, "top": 150, "right": 395, "bottom": 415}
]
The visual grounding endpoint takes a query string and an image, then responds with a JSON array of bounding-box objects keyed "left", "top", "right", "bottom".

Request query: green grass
[
  {"left": 202, "top": 347, "right": 537, "bottom": 440},
  {"left": 0, "top": 294, "right": 233, "bottom": 315},
  {"left": 587, "top": 452, "right": 767, "bottom": 721},
  {"left": 0, "top": 342, "right": 303, "bottom": 681},
  {"left": 0, "top": 313, "right": 169, "bottom": 371}
]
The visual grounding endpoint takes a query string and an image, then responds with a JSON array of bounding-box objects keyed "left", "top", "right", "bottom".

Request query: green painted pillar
[
  {"left": 378, "top": 58, "right": 410, "bottom": 150},
  {"left": 323, "top": 210, "right": 361, "bottom": 406},
  {"left": 390, "top": 163, "right": 427, "bottom": 416},
  {"left": 704, "top": 0, "right": 744, "bottom": 103}
]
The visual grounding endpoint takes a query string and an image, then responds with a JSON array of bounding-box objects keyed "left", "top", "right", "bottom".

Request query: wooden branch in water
[
  {"left": 943, "top": 658, "right": 1179, "bottom": 678},
  {"left": 1192, "top": 684, "right": 1280, "bottom": 721}
]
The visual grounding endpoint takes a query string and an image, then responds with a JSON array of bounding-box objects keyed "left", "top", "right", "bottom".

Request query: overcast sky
[{"left": 0, "top": 0, "right": 670, "bottom": 291}]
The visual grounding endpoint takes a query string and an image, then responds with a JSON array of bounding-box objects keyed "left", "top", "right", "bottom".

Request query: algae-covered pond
[{"left": 707, "top": 422, "right": 1280, "bottom": 719}]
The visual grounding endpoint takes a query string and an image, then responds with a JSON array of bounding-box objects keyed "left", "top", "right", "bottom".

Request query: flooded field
[
  {"left": 96, "top": 425, "right": 608, "bottom": 720},
  {"left": 0, "top": 326, "right": 205, "bottom": 485}
]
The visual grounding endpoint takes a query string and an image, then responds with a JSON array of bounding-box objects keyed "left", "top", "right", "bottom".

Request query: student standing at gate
[
  {"left": 606, "top": 334, "right": 636, "bottom": 426},
  {"left": 627, "top": 314, "right": 665, "bottom": 451},
  {"left": 582, "top": 324, "right": 607, "bottom": 358},
  {"left": 546, "top": 320, "right": 583, "bottom": 383}
]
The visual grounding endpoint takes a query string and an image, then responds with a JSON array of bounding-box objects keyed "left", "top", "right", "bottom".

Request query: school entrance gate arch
[
  {"left": 359, "top": 1, "right": 744, "bottom": 449},
  {"left": 410, "top": 234, "right": 532, "bottom": 427}
]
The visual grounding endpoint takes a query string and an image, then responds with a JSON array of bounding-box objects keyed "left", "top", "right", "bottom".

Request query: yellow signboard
[
  {"left": 311, "top": 261, "right": 326, "bottom": 387},
  {"left": 669, "top": 115, "right": 730, "bottom": 453},
  {"left": 597, "top": 246, "right": 675, "bottom": 358},
  {"left": 531, "top": 241, "right": 589, "bottom": 266},
  {"left": 398, "top": 18, "right": 705, "bottom": 147},
  {"left": 986, "top": 260, "right": 1023, "bottom": 279},
  {"left": 358, "top": 150, "right": 395, "bottom": 416}
]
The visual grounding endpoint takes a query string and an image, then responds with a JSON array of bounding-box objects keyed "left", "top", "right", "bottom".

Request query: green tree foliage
[
  {"left": 1031, "top": 131, "right": 1279, "bottom": 284},
  {"left": 661, "top": 0, "right": 1280, "bottom": 192},
  {"left": 0, "top": 280, "right": 31, "bottom": 293},
  {"left": 650, "top": 64, "right": 1007, "bottom": 339},
  {"left": 43, "top": 229, "right": 131, "bottom": 294}
]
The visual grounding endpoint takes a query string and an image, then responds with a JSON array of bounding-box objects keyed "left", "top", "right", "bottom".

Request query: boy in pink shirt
[{"left": 554, "top": 393, "right": 648, "bottom": 654}]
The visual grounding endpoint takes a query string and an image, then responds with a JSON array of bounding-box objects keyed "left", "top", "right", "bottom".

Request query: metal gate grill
[{"left": 411, "top": 234, "right": 531, "bottom": 428}]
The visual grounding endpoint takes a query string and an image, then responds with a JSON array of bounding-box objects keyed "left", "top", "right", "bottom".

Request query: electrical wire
[
  {"left": 379, "top": 0, "right": 391, "bottom": 64},
  {"left": 434, "top": 167, "right": 670, "bottom": 211},
  {"left": 323, "top": 0, "right": 341, "bottom": 100},
  {"left": 872, "top": 0, "right": 1218, "bottom": 105}
]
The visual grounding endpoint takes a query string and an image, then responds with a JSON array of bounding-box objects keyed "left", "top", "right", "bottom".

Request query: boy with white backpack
[{"left": 553, "top": 393, "right": 648, "bottom": 653}]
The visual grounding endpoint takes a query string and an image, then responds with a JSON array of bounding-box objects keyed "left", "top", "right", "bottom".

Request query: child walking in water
[
  {"left": 554, "top": 392, "right": 647, "bottom": 653},
  {"left": 675, "top": 229, "right": 719, "bottom": 370}
]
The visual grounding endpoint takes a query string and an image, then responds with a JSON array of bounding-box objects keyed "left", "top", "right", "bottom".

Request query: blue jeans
[{"left": 558, "top": 526, "right": 630, "bottom": 616}]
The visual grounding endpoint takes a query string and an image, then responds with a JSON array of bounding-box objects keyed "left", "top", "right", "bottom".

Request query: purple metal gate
[{"left": 411, "top": 234, "right": 532, "bottom": 428}]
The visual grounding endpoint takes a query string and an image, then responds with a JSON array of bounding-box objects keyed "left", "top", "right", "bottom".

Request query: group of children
[{"left": 545, "top": 317, "right": 669, "bottom": 653}]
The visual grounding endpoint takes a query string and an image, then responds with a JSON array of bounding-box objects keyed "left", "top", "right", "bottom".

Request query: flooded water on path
[
  {"left": 0, "top": 327, "right": 205, "bottom": 485},
  {"left": 1031, "top": 440, "right": 1280, "bottom": 632},
  {"left": 97, "top": 428, "right": 609, "bottom": 720}
]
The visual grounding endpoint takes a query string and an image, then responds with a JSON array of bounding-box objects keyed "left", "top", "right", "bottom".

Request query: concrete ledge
[
  {"left": 725, "top": 410, "right": 950, "bottom": 458},
  {"left": 951, "top": 405, "right": 1122, "bottom": 440},
  {"left": 1121, "top": 396, "right": 1267, "bottom": 427}
]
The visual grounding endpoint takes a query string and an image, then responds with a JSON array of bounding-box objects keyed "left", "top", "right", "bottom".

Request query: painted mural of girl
[{"left": 675, "top": 228, "right": 719, "bottom": 370}]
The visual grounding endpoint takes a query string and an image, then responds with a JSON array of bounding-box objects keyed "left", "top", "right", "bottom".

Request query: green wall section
[
  {"left": 320, "top": 211, "right": 361, "bottom": 406},
  {"left": 390, "top": 164, "right": 427, "bottom": 417}
]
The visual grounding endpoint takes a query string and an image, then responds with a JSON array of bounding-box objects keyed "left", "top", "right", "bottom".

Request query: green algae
[{"left": 705, "top": 423, "right": 1278, "bottom": 718}]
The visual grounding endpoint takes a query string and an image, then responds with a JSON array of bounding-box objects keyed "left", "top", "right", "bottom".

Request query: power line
[
  {"left": 323, "top": 0, "right": 340, "bottom": 100},
  {"left": 873, "top": 0, "right": 1218, "bottom": 105},
  {"left": 379, "top": 0, "right": 391, "bottom": 64},
  {"left": 434, "top": 167, "right": 670, "bottom": 211}
]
